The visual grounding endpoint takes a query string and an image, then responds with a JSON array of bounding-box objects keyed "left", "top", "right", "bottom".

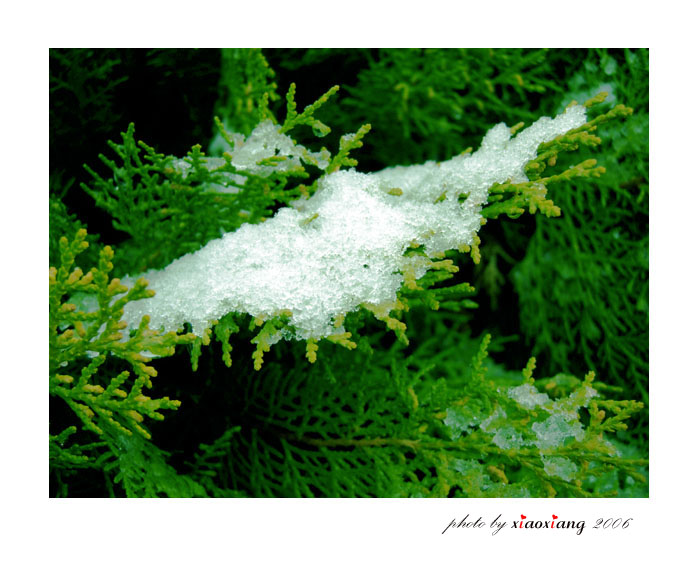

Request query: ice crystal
[
  {"left": 479, "top": 406, "right": 507, "bottom": 433},
  {"left": 492, "top": 426, "right": 524, "bottom": 450},
  {"left": 542, "top": 456, "right": 578, "bottom": 481},
  {"left": 444, "top": 402, "right": 488, "bottom": 440},
  {"left": 508, "top": 383, "right": 551, "bottom": 410},
  {"left": 532, "top": 414, "right": 585, "bottom": 450}
]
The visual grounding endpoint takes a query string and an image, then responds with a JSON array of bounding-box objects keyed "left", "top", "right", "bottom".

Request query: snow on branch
[{"left": 122, "top": 105, "right": 587, "bottom": 347}]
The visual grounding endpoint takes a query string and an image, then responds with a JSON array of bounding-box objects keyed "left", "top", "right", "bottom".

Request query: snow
[{"left": 123, "top": 106, "right": 587, "bottom": 340}]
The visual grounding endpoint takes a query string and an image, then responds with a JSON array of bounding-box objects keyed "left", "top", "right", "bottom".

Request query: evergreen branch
[
  {"left": 281, "top": 83, "right": 339, "bottom": 135},
  {"left": 325, "top": 123, "right": 372, "bottom": 173},
  {"left": 50, "top": 229, "right": 195, "bottom": 440}
]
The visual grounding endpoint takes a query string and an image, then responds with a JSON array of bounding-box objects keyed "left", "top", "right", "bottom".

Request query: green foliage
[
  {"left": 186, "top": 332, "right": 645, "bottom": 497},
  {"left": 281, "top": 83, "right": 338, "bottom": 136},
  {"left": 49, "top": 426, "right": 109, "bottom": 471},
  {"left": 80, "top": 79, "right": 343, "bottom": 274},
  {"left": 49, "top": 190, "right": 99, "bottom": 269},
  {"left": 212, "top": 48, "right": 279, "bottom": 140},
  {"left": 80, "top": 124, "right": 254, "bottom": 272},
  {"left": 325, "top": 123, "right": 372, "bottom": 173},
  {"left": 49, "top": 48, "right": 648, "bottom": 498},
  {"left": 105, "top": 432, "right": 207, "bottom": 498},
  {"left": 316, "top": 48, "right": 564, "bottom": 166},
  {"left": 50, "top": 48, "right": 128, "bottom": 152},
  {"left": 483, "top": 97, "right": 632, "bottom": 222},
  {"left": 49, "top": 229, "right": 198, "bottom": 494},
  {"left": 511, "top": 49, "right": 649, "bottom": 407}
]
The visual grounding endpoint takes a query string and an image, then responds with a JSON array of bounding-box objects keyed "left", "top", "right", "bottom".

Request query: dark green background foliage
[
  {"left": 512, "top": 49, "right": 649, "bottom": 413},
  {"left": 49, "top": 48, "right": 648, "bottom": 497}
]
